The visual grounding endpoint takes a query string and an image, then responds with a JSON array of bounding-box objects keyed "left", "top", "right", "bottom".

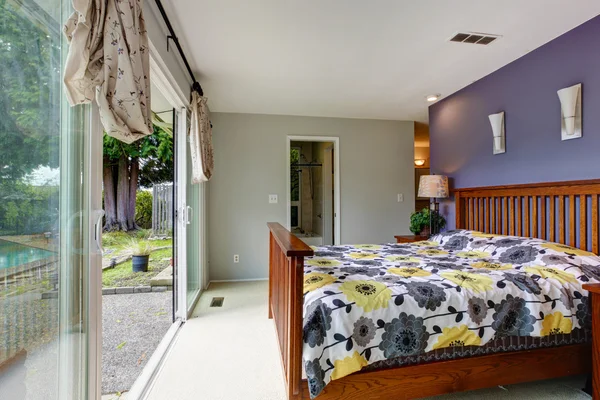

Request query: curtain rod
[{"left": 154, "top": 0, "right": 203, "bottom": 96}]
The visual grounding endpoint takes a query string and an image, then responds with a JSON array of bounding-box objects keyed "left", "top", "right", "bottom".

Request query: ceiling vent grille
[{"left": 450, "top": 32, "right": 500, "bottom": 45}]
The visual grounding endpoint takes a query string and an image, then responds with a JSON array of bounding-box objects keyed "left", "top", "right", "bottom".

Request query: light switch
[
  {"left": 269, "top": 194, "right": 278, "bottom": 204},
  {"left": 397, "top": 193, "right": 404, "bottom": 202}
]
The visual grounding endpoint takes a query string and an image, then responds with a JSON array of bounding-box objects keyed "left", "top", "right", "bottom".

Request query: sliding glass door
[
  {"left": 174, "top": 107, "right": 203, "bottom": 319},
  {"left": 0, "top": 1, "right": 99, "bottom": 399}
]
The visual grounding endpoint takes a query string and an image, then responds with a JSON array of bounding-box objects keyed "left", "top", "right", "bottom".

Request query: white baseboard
[{"left": 208, "top": 278, "right": 268, "bottom": 288}]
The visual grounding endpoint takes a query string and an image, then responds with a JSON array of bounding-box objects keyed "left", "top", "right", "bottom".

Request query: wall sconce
[
  {"left": 414, "top": 159, "right": 426, "bottom": 166},
  {"left": 488, "top": 111, "right": 505, "bottom": 154},
  {"left": 557, "top": 83, "right": 582, "bottom": 140}
]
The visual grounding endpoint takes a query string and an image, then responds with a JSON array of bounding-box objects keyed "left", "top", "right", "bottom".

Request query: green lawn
[
  {"left": 102, "top": 230, "right": 173, "bottom": 288},
  {"left": 102, "top": 248, "right": 172, "bottom": 287}
]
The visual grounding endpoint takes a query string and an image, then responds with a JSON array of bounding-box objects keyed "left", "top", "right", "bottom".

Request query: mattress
[{"left": 302, "top": 230, "right": 599, "bottom": 398}]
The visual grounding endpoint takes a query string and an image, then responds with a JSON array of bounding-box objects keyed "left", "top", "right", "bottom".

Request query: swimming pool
[{"left": 0, "top": 239, "right": 55, "bottom": 270}]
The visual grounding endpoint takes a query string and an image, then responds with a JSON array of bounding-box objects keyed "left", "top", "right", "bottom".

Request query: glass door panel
[
  {"left": 0, "top": 0, "right": 96, "bottom": 399},
  {"left": 186, "top": 142, "right": 201, "bottom": 310}
]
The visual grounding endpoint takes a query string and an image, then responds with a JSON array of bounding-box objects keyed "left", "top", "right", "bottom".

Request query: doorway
[{"left": 286, "top": 136, "right": 340, "bottom": 246}]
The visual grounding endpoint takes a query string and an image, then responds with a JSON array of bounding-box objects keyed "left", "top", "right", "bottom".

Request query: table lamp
[{"left": 417, "top": 175, "right": 449, "bottom": 235}]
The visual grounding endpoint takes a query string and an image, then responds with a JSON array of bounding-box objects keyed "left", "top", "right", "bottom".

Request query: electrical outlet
[
  {"left": 397, "top": 193, "right": 404, "bottom": 202},
  {"left": 233, "top": 254, "right": 239, "bottom": 263},
  {"left": 269, "top": 194, "right": 278, "bottom": 204}
]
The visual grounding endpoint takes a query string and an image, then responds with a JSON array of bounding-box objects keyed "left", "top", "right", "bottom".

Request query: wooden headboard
[{"left": 454, "top": 179, "right": 600, "bottom": 254}]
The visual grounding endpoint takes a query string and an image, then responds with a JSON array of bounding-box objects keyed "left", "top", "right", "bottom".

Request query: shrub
[
  {"left": 135, "top": 190, "right": 153, "bottom": 229},
  {"left": 127, "top": 239, "right": 154, "bottom": 256}
]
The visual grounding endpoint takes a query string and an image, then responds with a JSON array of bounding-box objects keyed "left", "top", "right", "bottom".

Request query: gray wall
[{"left": 208, "top": 113, "right": 415, "bottom": 281}]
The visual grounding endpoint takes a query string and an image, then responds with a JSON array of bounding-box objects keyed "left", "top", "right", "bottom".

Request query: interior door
[
  {"left": 0, "top": 1, "right": 101, "bottom": 398},
  {"left": 322, "top": 146, "right": 334, "bottom": 245}
]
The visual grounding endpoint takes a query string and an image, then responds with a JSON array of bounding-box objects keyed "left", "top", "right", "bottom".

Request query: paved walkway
[{"left": 102, "top": 291, "right": 172, "bottom": 395}]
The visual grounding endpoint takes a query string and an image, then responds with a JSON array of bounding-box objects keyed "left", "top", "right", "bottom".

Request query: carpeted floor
[{"left": 146, "top": 281, "right": 590, "bottom": 400}]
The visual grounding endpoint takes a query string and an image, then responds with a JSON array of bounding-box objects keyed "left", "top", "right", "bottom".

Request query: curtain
[
  {"left": 63, "top": 0, "right": 152, "bottom": 144},
  {"left": 189, "top": 92, "right": 214, "bottom": 183}
]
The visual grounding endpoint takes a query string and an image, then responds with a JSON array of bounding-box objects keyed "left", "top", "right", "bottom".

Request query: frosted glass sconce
[
  {"left": 488, "top": 111, "right": 505, "bottom": 154},
  {"left": 557, "top": 83, "right": 582, "bottom": 140}
]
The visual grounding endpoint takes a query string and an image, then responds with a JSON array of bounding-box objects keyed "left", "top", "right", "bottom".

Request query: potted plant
[
  {"left": 128, "top": 240, "right": 154, "bottom": 272},
  {"left": 409, "top": 207, "right": 446, "bottom": 237}
]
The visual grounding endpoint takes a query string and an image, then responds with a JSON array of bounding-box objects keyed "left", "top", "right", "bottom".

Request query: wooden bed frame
[{"left": 268, "top": 179, "right": 600, "bottom": 400}]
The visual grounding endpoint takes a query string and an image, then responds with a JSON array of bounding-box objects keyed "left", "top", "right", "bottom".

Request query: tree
[
  {"left": 103, "top": 123, "right": 173, "bottom": 231},
  {"left": 0, "top": 2, "right": 60, "bottom": 235}
]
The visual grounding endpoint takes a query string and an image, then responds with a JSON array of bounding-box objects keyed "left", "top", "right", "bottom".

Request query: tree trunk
[
  {"left": 128, "top": 157, "right": 140, "bottom": 230},
  {"left": 115, "top": 154, "right": 130, "bottom": 231},
  {"left": 103, "top": 156, "right": 118, "bottom": 231}
]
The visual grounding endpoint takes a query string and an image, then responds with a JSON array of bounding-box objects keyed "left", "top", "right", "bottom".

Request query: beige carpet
[{"left": 146, "top": 281, "right": 590, "bottom": 400}]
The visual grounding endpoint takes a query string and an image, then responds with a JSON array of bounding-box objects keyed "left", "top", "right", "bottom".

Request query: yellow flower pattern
[
  {"left": 384, "top": 255, "right": 421, "bottom": 263},
  {"left": 471, "top": 232, "right": 501, "bottom": 239},
  {"left": 433, "top": 325, "right": 482, "bottom": 349},
  {"left": 471, "top": 261, "right": 512, "bottom": 270},
  {"left": 339, "top": 280, "right": 391, "bottom": 312},
  {"left": 306, "top": 258, "right": 342, "bottom": 268},
  {"left": 524, "top": 266, "right": 577, "bottom": 284},
  {"left": 330, "top": 351, "right": 368, "bottom": 380},
  {"left": 354, "top": 244, "right": 383, "bottom": 250},
  {"left": 456, "top": 250, "right": 491, "bottom": 259},
  {"left": 541, "top": 242, "right": 594, "bottom": 256},
  {"left": 413, "top": 240, "right": 440, "bottom": 247},
  {"left": 416, "top": 249, "right": 448, "bottom": 256},
  {"left": 440, "top": 271, "right": 493, "bottom": 293},
  {"left": 348, "top": 252, "right": 378, "bottom": 260},
  {"left": 540, "top": 312, "right": 573, "bottom": 336},
  {"left": 389, "top": 267, "right": 432, "bottom": 278},
  {"left": 303, "top": 273, "right": 336, "bottom": 292}
]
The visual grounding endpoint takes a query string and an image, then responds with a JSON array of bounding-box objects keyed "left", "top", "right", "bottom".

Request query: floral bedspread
[{"left": 302, "top": 230, "right": 600, "bottom": 398}]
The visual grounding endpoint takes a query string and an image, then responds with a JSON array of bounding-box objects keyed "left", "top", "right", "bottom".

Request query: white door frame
[
  {"left": 322, "top": 145, "right": 334, "bottom": 245},
  {"left": 125, "top": 47, "right": 193, "bottom": 400},
  {"left": 286, "top": 136, "right": 341, "bottom": 245}
]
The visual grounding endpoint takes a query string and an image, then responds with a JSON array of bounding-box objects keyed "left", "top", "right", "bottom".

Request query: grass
[
  {"left": 102, "top": 248, "right": 172, "bottom": 288},
  {"left": 102, "top": 230, "right": 173, "bottom": 288}
]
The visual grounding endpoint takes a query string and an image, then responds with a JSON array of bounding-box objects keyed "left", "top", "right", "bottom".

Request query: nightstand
[{"left": 394, "top": 235, "right": 425, "bottom": 244}]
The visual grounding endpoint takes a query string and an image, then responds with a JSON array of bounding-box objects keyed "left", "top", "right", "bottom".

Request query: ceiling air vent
[{"left": 450, "top": 32, "right": 500, "bottom": 45}]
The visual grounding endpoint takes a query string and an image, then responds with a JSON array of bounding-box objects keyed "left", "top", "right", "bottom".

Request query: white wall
[{"left": 208, "top": 113, "right": 415, "bottom": 281}]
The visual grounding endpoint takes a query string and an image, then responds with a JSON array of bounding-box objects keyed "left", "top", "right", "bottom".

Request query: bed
[{"left": 268, "top": 179, "right": 600, "bottom": 399}]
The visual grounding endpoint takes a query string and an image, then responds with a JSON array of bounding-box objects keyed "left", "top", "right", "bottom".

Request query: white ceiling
[{"left": 161, "top": 0, "right": 600, "bottom": 122}]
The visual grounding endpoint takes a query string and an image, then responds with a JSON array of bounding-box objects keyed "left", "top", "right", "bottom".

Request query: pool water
[{"left": 0, "top": 239, "right": 55, "bottom": 269}]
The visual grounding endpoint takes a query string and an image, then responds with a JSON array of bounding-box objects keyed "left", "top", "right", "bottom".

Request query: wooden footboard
[{"left": 268, "top": 222, "right": 313, "bottom": 400}]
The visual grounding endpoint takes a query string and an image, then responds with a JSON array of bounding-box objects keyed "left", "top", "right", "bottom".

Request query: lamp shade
[{"left": 418, "top": 175, "right": 449, "bottom": 198}]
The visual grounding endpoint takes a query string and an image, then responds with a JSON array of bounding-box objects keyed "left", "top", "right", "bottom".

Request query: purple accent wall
[{"left": 429, "top": 16, "right": 600, "bottom": 230}]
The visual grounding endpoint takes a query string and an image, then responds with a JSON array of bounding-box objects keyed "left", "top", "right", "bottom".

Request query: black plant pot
[{"left": 132, "top": 255, "right": 149, "bottom": 272}]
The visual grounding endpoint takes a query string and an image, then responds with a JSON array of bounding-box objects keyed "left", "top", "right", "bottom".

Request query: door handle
[
  {"left": 186, "top": 206, "right": 193, "bottom": 225},
  {"left": 94, "top": 209, "right": 105, "bottom": 254}
]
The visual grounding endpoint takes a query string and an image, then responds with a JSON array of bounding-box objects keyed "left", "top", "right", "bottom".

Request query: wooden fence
[{"left": 152, "top": 184, "right": 173, "bottom": 236}]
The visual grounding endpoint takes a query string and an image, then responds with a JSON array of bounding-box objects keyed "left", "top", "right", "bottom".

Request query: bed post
[
  {"left": 583, "top": 283, "right": 600, "bottom": 398},
  {"left": 267, "top": 223, "right": 314, "bottom": 400}
]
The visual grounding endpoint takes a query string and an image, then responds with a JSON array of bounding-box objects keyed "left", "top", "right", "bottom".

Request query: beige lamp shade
[{"left": 418, "top": 175, "right": 449, "bottom": 198}]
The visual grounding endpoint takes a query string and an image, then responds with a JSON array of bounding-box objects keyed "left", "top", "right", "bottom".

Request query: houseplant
[
  {"left": 409, "top": 207, "right": 446, "bottom": 237},
  {"left": 128, "top": 240, "right": 154, "bottom": 272}
]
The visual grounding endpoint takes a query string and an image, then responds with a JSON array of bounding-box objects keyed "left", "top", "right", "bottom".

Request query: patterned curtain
[
  {"left": 189, "top": 92, "right": 214, "bottom": 183},
  {"left": 63, "top": 0, "right": 152, "bottom": 144}
]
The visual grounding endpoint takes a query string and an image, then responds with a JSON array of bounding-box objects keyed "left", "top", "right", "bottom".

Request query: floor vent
[
  {"left": 210, "top": 297, "right": 224, "bottom": 307},
  {"left": 449, "top": 32, "right": 500, "bottom": 45}
]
